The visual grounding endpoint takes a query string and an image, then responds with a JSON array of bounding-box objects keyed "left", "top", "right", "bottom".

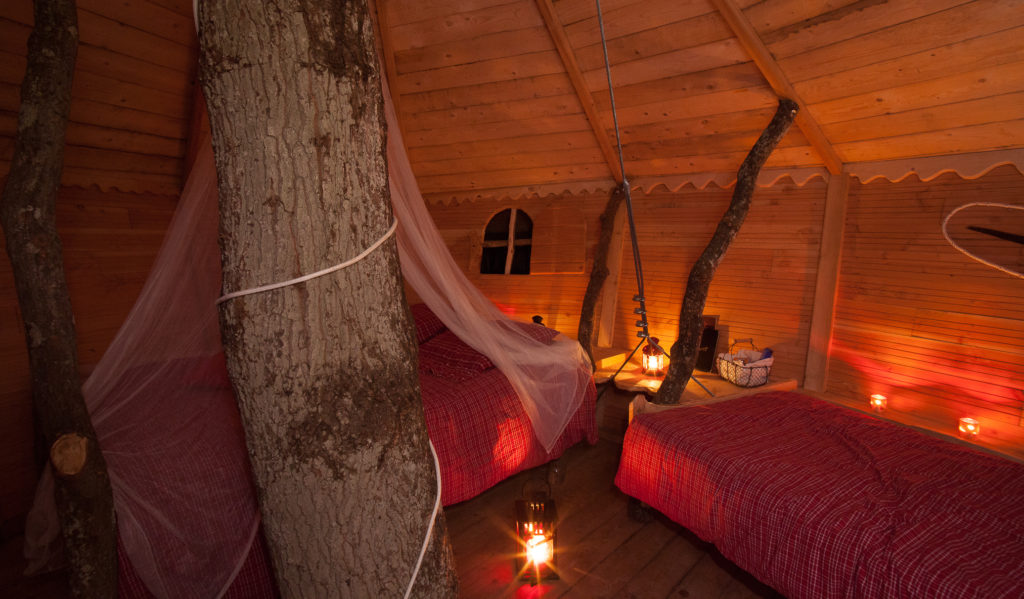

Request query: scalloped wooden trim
[
  {"left": 848, "top": 149, "right": 1024, "bottom": 184},
  {"left": 422, "top": 168, "right": 829, "bottom": 205},
  {"left": 421, "top": 149, "right": 1024, "bottom": 205},
  {"left": 633, "top": 168, "right": 828, "bottom": 193},
  {"left": 423, "top": 180, "right": 615, "bottom": 206}
]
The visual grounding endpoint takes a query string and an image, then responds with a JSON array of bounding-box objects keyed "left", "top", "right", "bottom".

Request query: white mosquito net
[
  {"left": 25, "top": 135, "right": 261, "bottom": 599},
  {"left": 23, "top": 67, "right": 592, "bottom": 598},
  {"left": 383, "top": 74, "right": 592, "bottom": 453}
]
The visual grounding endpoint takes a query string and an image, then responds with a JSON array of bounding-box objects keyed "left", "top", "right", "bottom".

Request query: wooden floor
[
  {"left": 444, "top": 385, "right": 782, "bottom": 599},
  {"left": 0, "top": 385, "right": 781, "bottom": 599}
]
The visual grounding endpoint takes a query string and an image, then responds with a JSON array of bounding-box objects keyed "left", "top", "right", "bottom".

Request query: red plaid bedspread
[
  {"left": 615, "top": 391, "right": 1024, "bottom": 599},
  {"left": 421, "top": 366, "right": 597, "bottom": 506}
]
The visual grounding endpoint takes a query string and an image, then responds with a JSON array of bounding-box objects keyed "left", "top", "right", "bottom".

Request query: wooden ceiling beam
[
  {"left": 709, "top": 0, "right": 844, "bottom": 174},
  {"left": 534, "top": 0, "right": 623, "bottom": 183}
]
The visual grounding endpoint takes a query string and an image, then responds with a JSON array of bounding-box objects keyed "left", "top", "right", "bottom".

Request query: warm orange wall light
[
  {"left": 958, "top": 417, "right": 980, "bottom": 439},
  {"left": 869, "top": 394, "right": 887, "bottom": 412}
]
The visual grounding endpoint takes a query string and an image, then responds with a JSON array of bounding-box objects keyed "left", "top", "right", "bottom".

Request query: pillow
[
  {"left": 513, "top": 321, "right": 560, "bottom": 344},
  {"left": 410, "top": 303, "right": 446, "bottom": 344},
  {"left": 419, "top": 330, "right": 494, "bottom": 372}
]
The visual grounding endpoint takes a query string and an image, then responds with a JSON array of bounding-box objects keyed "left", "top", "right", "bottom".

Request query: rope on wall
[{"left": 941, "top": 202, "right": 1024, "bottom": 279}]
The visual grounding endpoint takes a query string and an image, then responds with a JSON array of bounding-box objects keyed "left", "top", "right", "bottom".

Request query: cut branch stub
[
  {"left": 653, "top": 98, "right": 798, "bottom": 405},
  {"left": 50, "top": 432, "right": 89, "bottom": 477}
]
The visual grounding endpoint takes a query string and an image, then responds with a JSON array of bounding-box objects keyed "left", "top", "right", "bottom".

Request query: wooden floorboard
[
  {"left": 1, "top": 386, "right": 782, "bottom": 598},
  {"left": 446, "top": 385, "right": 783, "bottom": 599}
]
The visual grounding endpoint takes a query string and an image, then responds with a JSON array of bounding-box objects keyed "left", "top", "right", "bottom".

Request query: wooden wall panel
[
  {"left": 0, "top": 0, "right": 196, "bottom": 196},
  {"left": 828, "top": 165, "right": 1024, "bottom": 456},
  {"left": 427, "top": 179, "right": 826, "bottom": 386},
  {"left": 425, "top": 193, "right": 605, "bottom": 335},
  {"left": 0, "top": 187, "right": 176, "bottom": 527},
  {"left": 608, "top": 181, "right": 827, "bottom": 384}
]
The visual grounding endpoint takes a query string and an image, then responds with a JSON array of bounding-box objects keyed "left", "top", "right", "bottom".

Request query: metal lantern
[
  {"left": 641, "top": 337, "right": 666, "bottom": 376},
  {"left": 515, "top": 494, "right": 557, "bottom": 584}
]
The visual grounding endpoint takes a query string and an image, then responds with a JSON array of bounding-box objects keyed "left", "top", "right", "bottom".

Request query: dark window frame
[{"left": 480, "top": 208, "right": 532, "bottom": 275}]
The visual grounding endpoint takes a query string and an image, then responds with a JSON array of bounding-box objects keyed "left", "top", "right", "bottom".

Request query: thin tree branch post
[
  {"left": 0, "top": 0, "right": 117, "bottom": 596},
  {"left": 654, "top": 98, "right": 798, "bottom": 405},
  {"left": 577, "top": 183, "right": 626, "bottom": 368}
]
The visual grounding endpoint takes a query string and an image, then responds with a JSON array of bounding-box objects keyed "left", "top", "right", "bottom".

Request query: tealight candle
[
  {"left": 958, "top": 417, "right": 980, "bottom": 439},
  {"left": 869, "top": 394, "right": 887, "bottom": 412}
]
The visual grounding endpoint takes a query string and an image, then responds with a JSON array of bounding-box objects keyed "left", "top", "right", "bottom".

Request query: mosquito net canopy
[{"left": 24, "top": 63, "right": 591, "bottom": 599}]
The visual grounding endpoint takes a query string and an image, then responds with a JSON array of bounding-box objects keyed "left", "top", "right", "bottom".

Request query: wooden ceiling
[
  {"left": 1, "top": 0, "right": 1022, "bottom": 200},
  {"left": 380, "top": 0, "right": 1024, "bottom": 201},
  {"left": 0, "top": 0, "right": 196, "bottom": 195}
]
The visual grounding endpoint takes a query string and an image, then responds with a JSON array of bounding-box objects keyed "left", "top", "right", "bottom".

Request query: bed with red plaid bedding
[
  {"left": 614, "top": 390, "right": 1024, "bottom": 599},
  {"left": 118, "top": 307, "right": 595, "bottom": 597},
  {"left": 413, "top": 304, "right": 598, "bottom": 505}
]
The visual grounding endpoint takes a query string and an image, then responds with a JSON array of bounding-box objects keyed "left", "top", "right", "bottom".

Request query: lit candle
[
  {"left": 642, "top": 337, "right": 666, "bottom": 377},
  {"left": 515, "top": 497, "right": 558, "bottom": 582},
  {"left": 525, "top": 534, "right": 553, "bottom": 566},
  {"left": 869, "top": 394, "right": 887, "bottom": 412},
  {"left": 958, "top": 417, "right": 980, "bottom": 439}
]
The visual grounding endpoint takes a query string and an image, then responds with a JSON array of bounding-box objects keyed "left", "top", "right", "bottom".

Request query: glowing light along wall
[
  {"left": 426, "top": 167, "right": 1023, "bottom": 456},
  {"left": 830, "top": 165, "right": 1024, "bottom": 453}
]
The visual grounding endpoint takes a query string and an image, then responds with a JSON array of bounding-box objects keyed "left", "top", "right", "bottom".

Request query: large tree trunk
[
  {"left": 0, "top": 0, "right": 117, "bottom": 596},
  {"left": 198, "top": 1, "right": 457, "bottom": 596},
  {"left": 654, "top": 99, "right": 798, "bottom": 405},
  {"left": 577, "top": 183, "right": 625, "bottom": 367}
]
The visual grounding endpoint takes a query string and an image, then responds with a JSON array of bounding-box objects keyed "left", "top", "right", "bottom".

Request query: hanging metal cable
[
  {"left": 592, "top": 0, "right": 714, "bottom": 398},
  {"left": 594, "top": 0, "right": 660, "bottom": 352}
]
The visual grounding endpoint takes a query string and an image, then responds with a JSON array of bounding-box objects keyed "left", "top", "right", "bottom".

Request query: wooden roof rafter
[
  {"left": 709, "top": 0, "right": 844, "bottom": 175},
  {"left": 534, "top": 0, "right": 623, "bottom": 183}
]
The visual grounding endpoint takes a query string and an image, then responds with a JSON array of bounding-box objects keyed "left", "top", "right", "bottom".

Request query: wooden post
[
  {"left": 654, "top": 99, "right": 798, "bottom": 405},
  {"left": 578, "top": 184, "right": 625, "bottom": 365},
  {"left": 597, "top": 204, "right": 627, "bottom": 348},
  {"left": 0, "top": 0, "right": 117, "bottom": 595},
  {"left": 803, "top": 172, "right": 850, "bottom": 391}
]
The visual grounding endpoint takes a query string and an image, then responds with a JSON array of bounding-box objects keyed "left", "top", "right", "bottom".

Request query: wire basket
[{"left": 716, "top": 339, "right": 772, "bottom": 387}]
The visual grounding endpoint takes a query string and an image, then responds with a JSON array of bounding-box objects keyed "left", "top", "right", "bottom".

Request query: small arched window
[{"left": 480, "top": 208, "right": 532, "bottom": 275}]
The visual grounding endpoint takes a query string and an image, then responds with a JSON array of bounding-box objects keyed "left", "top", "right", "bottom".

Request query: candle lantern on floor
[
  {"left": 515, "top": 491, "right": 558, "bottom": 584},
  {"left": 642, "top": 337, "right": 666, "bottom": 377},
  {"left": 869, "top": 394, "right": 887, "bottom": 412},
  {"left": 959, "top": 417, "right": 980, "bottom": 439}
]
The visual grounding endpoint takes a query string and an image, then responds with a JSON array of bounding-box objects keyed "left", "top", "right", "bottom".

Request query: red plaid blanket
[
  {"left": 615, "top": 391, "right": 1024, "bottom": 599},
  {"left": 421, "top": 366, "right": 597, "bottom": 506}
]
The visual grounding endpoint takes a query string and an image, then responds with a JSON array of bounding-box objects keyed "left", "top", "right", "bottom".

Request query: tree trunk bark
[
  {"left": 577, "top": 183, "right": 625, "bottom": 367},
  {"left": 0, "top": 1, "right": 117, "bottom": 596},
  {"left": 654, "top": 98, "right": 798, "bottom": 405},
  {"left": 198, "top": 1, "right": 457, "bottom": 597}
]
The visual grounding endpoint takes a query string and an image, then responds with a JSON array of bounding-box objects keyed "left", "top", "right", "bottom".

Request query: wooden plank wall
[
  {"left": 828, "top": 164, "right": 1024, "bottom": 451},
  {"left": 0, "top": 0, "right": 193, "bottom": 528},
  {"left": 611, "top": 180, "right": 827, "bottom": 384},
  {"left": 0, "top": 0, "right": 196, "bottom": 195},
  {"left": 426, "top": 192, "right": 605, "bottom": 335},
  {"left": 0, "top": 187, "right": 176, "bottom": 528},
  {"left": 427, "top": 178, "right": 827, "bottom": 386}
]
